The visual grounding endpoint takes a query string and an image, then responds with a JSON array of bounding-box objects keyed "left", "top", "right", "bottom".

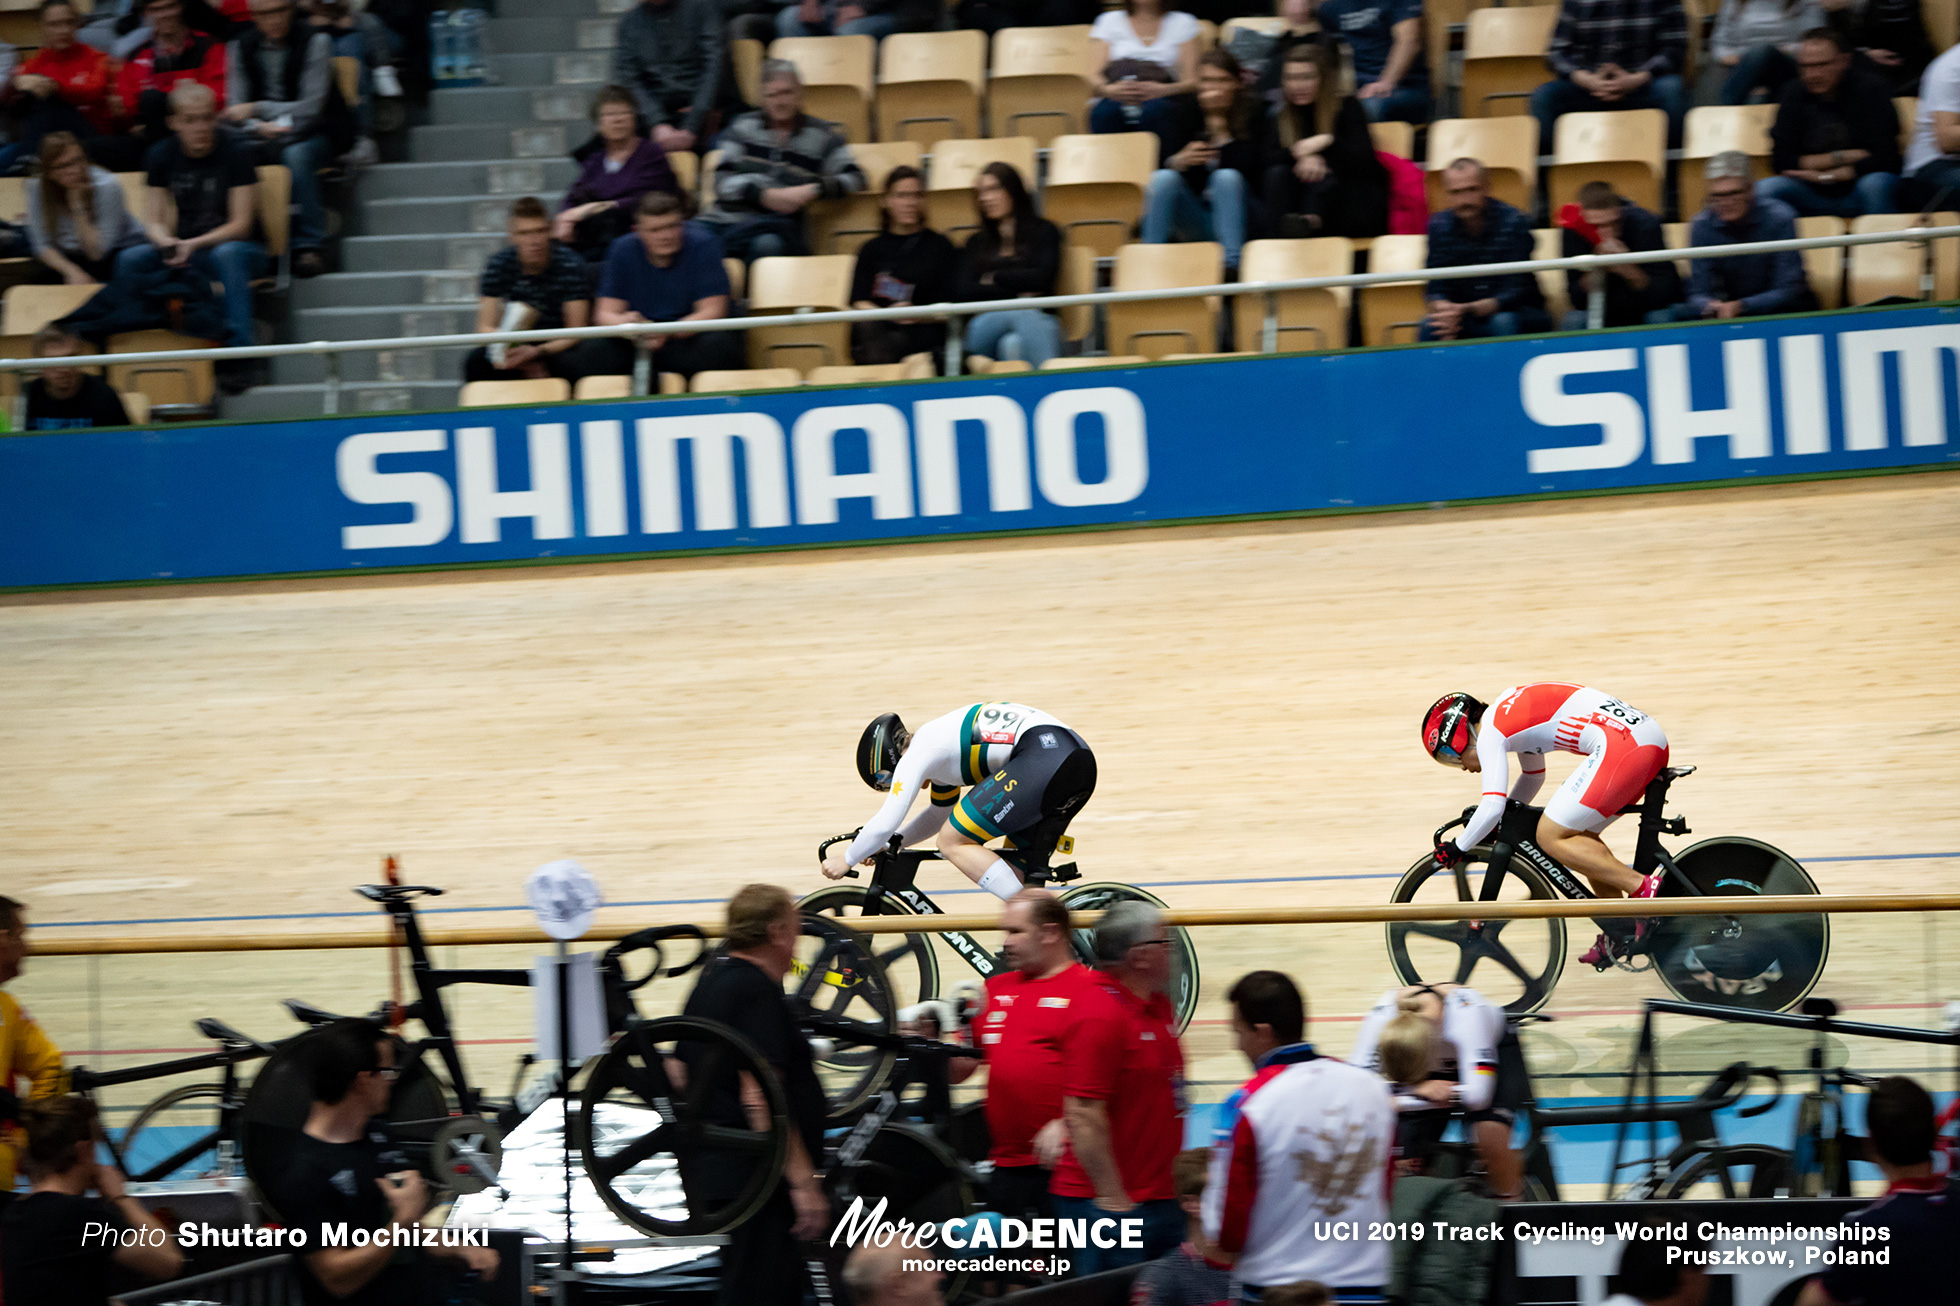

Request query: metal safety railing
[{"left": 1, "top": 223, "right": 1954, "bottom": 416}]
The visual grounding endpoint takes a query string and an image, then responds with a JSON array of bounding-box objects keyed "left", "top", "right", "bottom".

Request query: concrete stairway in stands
[{"left": 223, "top": 0, "right": 626, "bottom": 420}]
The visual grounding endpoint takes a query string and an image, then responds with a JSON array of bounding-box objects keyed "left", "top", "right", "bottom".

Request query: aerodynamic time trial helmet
[
  {"left": 1422, "top": 692, "right": 1486, "bottom": 763},
  {"left": 856, "top": 713, "right": 908, "bottom": 791}
]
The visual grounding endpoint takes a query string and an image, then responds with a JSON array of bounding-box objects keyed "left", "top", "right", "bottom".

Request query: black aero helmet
[{"left": 857, "top": 713, "right": 908, "bottom": 791}]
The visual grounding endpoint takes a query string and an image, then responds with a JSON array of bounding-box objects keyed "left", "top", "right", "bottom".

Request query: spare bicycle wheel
[
  {"left": 788, "top": 911, "right": 898, "bottom": 1118},
  {"left": 1057, "top": 883, "right": 1200, "bottom": 1033},
  {"left": 1386, "top": 848, "right": 1566, "bottom": 1015},
  {"left": 1648, "top": 837, "right": 1828, "bottom": 1013},
  {"left": 578, "top": 1015, "right": 788, "bottom": 1238},
  {"left": 120, "top": 1084, "right": 226, "bottom": 1184}
]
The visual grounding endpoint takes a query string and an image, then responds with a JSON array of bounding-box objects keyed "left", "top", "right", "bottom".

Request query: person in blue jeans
[
  {"left": 1753, "top": 28, "right": 1900, "bottom": 218},
  {"left": 1314, "top": 0, "right": 1432, "bottom": 125},
  {"left": 1531, "top": 0, "right": 1690, "bottom": 150},
  {"left": 122, "top": 82, "right": 268, "bottom": 378},
  {"left": 956, "top": 162, "right": 1063, "bottom": 369},
  {"left": 774, "top": 0, "right": 896, "bottom": 38},
  {"left": 1087, "top": 0, "right": 1202, "bottom": 155},
  {"left": 223, "top": 0, "right": 349, "bottom": 277},
  {"left": 1143, "top": 48, "right": 1259, "bottom": 274}
]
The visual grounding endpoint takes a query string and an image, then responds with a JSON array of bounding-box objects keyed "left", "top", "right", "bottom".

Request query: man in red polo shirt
[
  {"left": 967, "top": 890, "right": 1103, "bottom": 1223},
  {"left": 1048, "top": 900, "right": 1187, "bottom": 1278}
]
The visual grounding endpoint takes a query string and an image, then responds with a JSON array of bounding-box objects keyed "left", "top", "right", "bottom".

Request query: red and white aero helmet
[{"left": 1422, "top": 692, "right": 1486, "bottom": 763}]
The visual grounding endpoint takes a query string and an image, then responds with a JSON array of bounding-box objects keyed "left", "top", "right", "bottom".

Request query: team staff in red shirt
[
  {"left": 115, "top": 0, "right": 228, "bottom": 148},
  {"left": 948, "top": 890, "right": 1104, "bottom": 1223},
  {"left": 2, "top": 1, "right": 126, "bottom": 173},
  {"left": 1047, "top": 901, "right": 1188, "bottom": 1277}
]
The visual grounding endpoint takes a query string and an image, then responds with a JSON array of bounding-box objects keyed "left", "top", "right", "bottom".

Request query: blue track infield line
[{"left": 33, "top": 851, "right": 1958, "bottom": 930}]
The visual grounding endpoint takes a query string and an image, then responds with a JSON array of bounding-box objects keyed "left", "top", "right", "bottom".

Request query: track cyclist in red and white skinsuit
[{"left": 1423, "top": 683, "right": 1670, "bottom": 968}]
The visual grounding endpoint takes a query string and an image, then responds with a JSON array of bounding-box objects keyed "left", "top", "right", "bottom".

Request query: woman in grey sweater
[{"left": 25, "top": 132, "right": 144, "bottom": 284}]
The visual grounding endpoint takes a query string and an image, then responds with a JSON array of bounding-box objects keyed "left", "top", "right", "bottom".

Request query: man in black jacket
[
  {"left": 224, "top": 0, "right": 348, "bottom": 277},
  {"left": 1558, "top": 181, "right": 1682, "bottom": 327},
  {"left": 1756, "top": 27, "right": 1900, "bottom": 218}
]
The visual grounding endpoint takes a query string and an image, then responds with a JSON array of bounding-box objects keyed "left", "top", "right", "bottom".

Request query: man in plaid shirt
[
  {"left": 1420, "top": 159, "right": 1550, "bottom": 341},
  {"left": 1530, "top": 0, "right": 1689, "bottom": 154}
]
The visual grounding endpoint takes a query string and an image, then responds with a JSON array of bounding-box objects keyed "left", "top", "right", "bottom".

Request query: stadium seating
[
  {"left": 1358, "top": 234, "right": 1430, "bottom": 346},
  {"left": 1679, "top": 105, "right": 1775, "bottom": 216},
  {"left": 808, "top": 357, "right": 934, "bottom": 384},
  {"left": 1056, "top": 243, "right": 1099, "bottom": 348},
  {"left": 1549, "top": 109, "right": 1667, "bottom": 213},
  {"left": 1040, "top": 355, "right": 1148, "bottom": 369},
  {"left": 573, "top": 375, "right": 633, "bottom": 401},
  {"left": 1105, "top": 242, "right": 1223, "bottom": 358},
  {"left": 458, "top": 377, "right": 571, "bottom": 407},
  {"left": 1532, "top": 228, "right": 1570, "bottom": 322},
  {"left": 1369, "top": 120, "right": 1416, "bottom": 161},
  {"left": 109, "top": 329, "right": 219, "bottom": 412},
  {"left": 746, "top": 254, "right": 855, "bottom": 371},
  {"left": 926, "top": 136, "right": 1039, "bottom": 240},
  {"left": 3, "top": 283, "right": 97, "bottom": 336},
  {"left": 1895, "top": 97, "right": 1918, "bottom": 149},
  {"left": 1459, "top": 5, "right": 1558, "bottom": 118},
  {"left": 1044, "top": 132, "right": 1157, "bottom": 258},
  {"left": 877, "top": 30, "right": 987, "bottom": 146},
  {"left": 808, "top": 140, "right": 923, "bottom": 256},
  {"left": 987, "top": 25, "right": 1098, "bottom": 144},
  {"left": 1796, "top": 216, "right": 1847, "bottom": 311},
  {"left": 768, "top": 35, "right": 875, "bottom": 142},
  {"left": 1424, "top": 116, "right": 1538, "bottom": 213},
  {"left": 668, "top": 150, "right": 699, "bottom": 196},
  {"left": 691, "top": 368, "right": 803, "bottom": 392},
  {"left": 1846, "top": 213, "right": 1960, "bottom": 306},
  {"left": 732, "top": 38, "right": 765, "bottom": 107},
  {"left": 1233, "top": 238, "right": 1353, "bottom": 353}
]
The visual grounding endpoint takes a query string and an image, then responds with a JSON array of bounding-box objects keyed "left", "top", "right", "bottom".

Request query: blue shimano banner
[{"left": 5, "top": 304, "right": 1959, "bottom": 587}]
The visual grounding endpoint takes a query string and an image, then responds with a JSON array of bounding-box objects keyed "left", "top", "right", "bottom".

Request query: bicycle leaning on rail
[{"left": 1386, "top": 764, "right": 1828, "bottom": 1014}]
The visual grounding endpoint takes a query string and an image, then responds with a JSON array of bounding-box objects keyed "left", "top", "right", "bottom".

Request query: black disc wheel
[
  {"left": 1056, "top": 882, "right": 1200, "bottom": 1033},
  {"left": 120, "top": 1084, "right": 226, "bottom": 1183},
  {"left": 1386, "top": 849, "right": 1567, "bottom": 1016},
  {"left": 241, "top": 1029, "right": 451, "bottom": 1220},
  {"left": 578, "top": 1016, "right": 788, "bottom": 1238},
  {"left": 796, "top": 884, "right": 940, "bottom": 1016},
  {"left": 1649, "top": 837, "right": 1828, "bottom": 1013},
  {"left": 825, "top": 1124, "right": 977, "bottom": 1299},
  {"left": 1658, "top": 1144, "right": 1794, "bottom": 1200},
  {"left": 787, "top": 911, "right": 899, "bottom": 1118}
]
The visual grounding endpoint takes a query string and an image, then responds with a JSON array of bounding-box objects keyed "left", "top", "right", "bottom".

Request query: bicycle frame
[
  {"left": 1471, "top": 767, "right": 1706, "bottom": 909},
  {"left": 852, "top": 845, "right": 1005, "bottom": 983},
  {"left": 77, "top": 1039, "right": 269, "bottom": 1181}
]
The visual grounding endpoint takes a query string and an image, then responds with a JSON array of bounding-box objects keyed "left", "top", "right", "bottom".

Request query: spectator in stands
[
  {"left": 22, "top": 327, "right": 132, "bottom": 428},
  {"left": 1822, "top": 0, "right": 1933, "bottom": 97},
  {"left": 707, "top": 59, "right": 863, "bottom": 261},
  {"left": 612, "top": 0, "right": 722, "bottom": 156},
  {"left": 1757, "top": 28, "right": 1900, "bottom": 217},
  {"left": 557, "top": 85, "right": 679, "bottom": 263},
  {"left": 1, "top": 895, "right": 67, "bottom": 1194},
  {"left": 1259, "top": 40, "right": 1388, "bottom": 240},
  {"left": 1315, "top": 0, "right": 1431, "bottom": 125},
  {"left": 1602, "top": 1233, "right": 1710, "bottom": 1306},
  {"left": 680, "top": 886, "right": 828, "bottom": 1306},
  {"left": 224, "top": 0, "right": 345, "bottom": 279},
  {"left": 1557, "top": 179, "right": 1681, "bottom": 326},
  {"left": 848, "top": 164, "right": 954, "bottom": 368},
  {"left": 26, "top": 133, "right": 145, "bottom": 284},
  {"left": 1204, "top": 970, "right": 1395, "bottom": 1299},
  {"left": 1708, "top": 0, "right": 1822, "bottom": 105},
  {"left": 117, "top": 0, "right": 230, "bottom": 148},
  {"left": 1089, "top": 0, "right": 1202, "bottom": 151},
  {"left": 2, "top": 0, "right": 123, "bottom": 175},
  {"left": 1531, "top": 0, "right": 1688, "bottom": 151},
  {"left": 467, "top": 197, "right": 616, "bottom": 386},
  {"left": 1250, "top": 0, "right": 1317, "bottom": 99},
  {"left": 123, "top": 82, "right": 266, "bottom": 361},
  {"left": 0, "top": 1096, "right": 181, "bottom": 1305},
  {"left": 1145, "top": 47, "right": 1260, "bottom": 275},
  {"left": 1900, "top": 42, "right": 1960, "bottom": 213},
  {"left": 594, "top": 190, "right": 743, "bottom": 381},
  {"left": 260, "top": 1018, "right": 497, "bottom": 1303},
  {"left": 1131, "top": 1149, "right": 1233, "bottom": 1306},
  {"left": 1680, "top": 150, "right": 1814, "bottom": 318},
  {"left": 775, "top": 0, "right": 901, "bottom": 39},
  {"left": 1421, "top": 157, "right": 1548, "bottom": 339},
  {"left": 1795, "top": 1076, "right": 1959, "bottom": 1306},
  {"left": 306, "top": 0, "right": 400, "bottom": 160},
  {"left": 956, "top": 161, "right": 1063, "bottom": 369},
  {"left": 842, "top": 1241, "right": 948, "bottom": 1305},
  {"left": 1048, "top": 901, "right": 1187, "bottom": 1276}
]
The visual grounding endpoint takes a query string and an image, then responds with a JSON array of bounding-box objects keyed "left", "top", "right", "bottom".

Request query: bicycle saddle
[
  {"left": 355, "top": 883, "right": 444, "bottom": 902},
  {"left": 1662, "top": 765, "right": 1697, "bottom": 780},
  {"left": 195, "top": 1016, "right": 268, "bottom": 1051},
  {"left": 284, "top": 998, "right": 344, "bottom": 1026}
]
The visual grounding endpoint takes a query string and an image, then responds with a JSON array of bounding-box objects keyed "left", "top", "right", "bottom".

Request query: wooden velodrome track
[{"left": 6, "top": 471, "right": 1960, "bottom": 1152}]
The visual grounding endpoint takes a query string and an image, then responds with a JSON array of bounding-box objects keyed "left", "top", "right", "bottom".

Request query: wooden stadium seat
[
  {"left": 457, "top": 376, "right": 570, "bottom": 407},
  {"left": 1662, "top": 220, "right": 1692, "bottom": 282},
  {"left": 1846, "top": 213, "right": 1960, "bottom": 306},
  {"left": 1369, "top": 120, "right": 1415, "bottom": 160},
  {"left": 768, "top": 35, "right": 874, "bottom": 142},
  {"left": 256, "top": 164, "right": 290, "bottom": 257},
  {"left": 1460, "top": 5, "right": 1558, "bottom": 117},
  {"left": 1039, "top": 355, "right": 1148, "bottom": 369},
  {"left": 1358, "top": 233, "right": 1429, "bottom": 345},
  {"left": 987, "top": 25, "right": 1097, "bottom": 144},
  {"left": 1105, "top": 241, "right": 1222, "bottom": 358},
  {"left": 1677, "top": 0, "right": 1705, "bottom": 83},
  {"left": 877, "top": 29, "right": 986, "bottom": 147},
  {"left": 1233, "top": 238, "right": 1352, "bottom": 353},
  {"left": 1194, "top": 18, "right": 1217, "bottom": 49},
  {"left": 107, "top": 329, "right": 217, "bottom": 410},
  {"left": 690, "top": 367, "right": 802, "bottom": 392},
  {"left": 732, "top": 37, "right": 764, "bottom": 107},
  {"left": 1056, "top": 242, "right": 1098, "bottom": 344},
  {"left": 808, "top": 140, "right": 923, "bottom": 255},
  {"left": 1794, "top": 215, "right": 1845, "bottom": 310},
  {"left": 806, "top": 358, "right": 932, "bottom": 384},
  {"left": 1044, "top": 132, "right": 1157, "bottom": 258},
  {"left": 120, "top": 390, "right": 151, "bottom": 424},
  {"left": 1424, "top": 116, "right": 1538, "bottom": 212},
  {"left": 333, "top": 54, "right": 360, "bottom": 107},
  {"left": 667, "top": 149, "right": 698, "bottom": 196},
  {"left": 1548, "top": 108, "right": 1666, "bottom": 213},
  {"left": 1895, "top": 96, "right": 1917, "bottom": 150},
  {"left": 658, "top": 371, "right": 685, "bottom": 393},
  {"left": 699, "top": 148, "right": 723, "bottom": 215},
  {"left": 980, "top": 358, "right": 1033, "bottom": 373},
  {"left": 3, "top": 282, "right": 97, "bottom": 336},
  {"left": 114, "top": 171, "right": 146, "bottom": 220},
  {"left": 926, "top": 136, "right": 1038, "bottom": 240},
  {"left": 1425, "top": 0, "right": 1468, "bottom": 107},
  {"left": 724, "top": 257, "right": 745, "bottom": 301},
  {"left": 1929, "top": 3, "right": 1958, "bottom": 56},
  {"left": 0, "top": 176, "right": 25, "bottom": 224},
  {"left": 746, "top": 253, "right": 854, "bottom": 371},
  {"left": 1679, "top": 104, "right": 1774, "bottom": 215},
  {"left": 1532, "top": 227, "right": 1569, "bottom": 321},
  {"left": 573, "top": 374, "right": 633, "bottom": 400}
]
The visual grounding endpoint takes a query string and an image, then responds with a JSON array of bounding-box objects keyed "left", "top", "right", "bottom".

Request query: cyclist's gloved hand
[{"left": 1433, "top": 839, "right": 1470, "bottom": 870}]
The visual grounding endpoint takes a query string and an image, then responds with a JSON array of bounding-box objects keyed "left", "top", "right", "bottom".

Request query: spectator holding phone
[
  {"left": 1089, "top": 0, "right": 1201, "bottom": 152},
  {"left": 848, "top": 164, "right": 954, "bottom": 368},
  {"left": 1145, "top": 47, "right": 1261, "bottom": 275}
]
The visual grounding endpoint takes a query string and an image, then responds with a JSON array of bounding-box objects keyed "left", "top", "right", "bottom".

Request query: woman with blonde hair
[
  {"left": 26, "top": 131, "right": 144, "bottom": 285},
  {"left": 1258, "top": 40, "right": 1387, "bottom": 239}
]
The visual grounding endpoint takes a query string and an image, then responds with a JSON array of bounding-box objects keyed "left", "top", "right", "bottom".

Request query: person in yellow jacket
[{"left": 2, "top": 895, "right": 67, "bottom": 1191}]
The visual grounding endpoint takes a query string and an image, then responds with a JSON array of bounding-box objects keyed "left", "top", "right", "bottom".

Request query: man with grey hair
[
  {"left": 1676, "top": 149, "right": 1813, "bottom": 320},
  {"left": 705, "top": 57, "right": 865, "bottom": 262},
  {"left": 1045, "top": 899, "right": 1186, "bottom": 1277}
]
